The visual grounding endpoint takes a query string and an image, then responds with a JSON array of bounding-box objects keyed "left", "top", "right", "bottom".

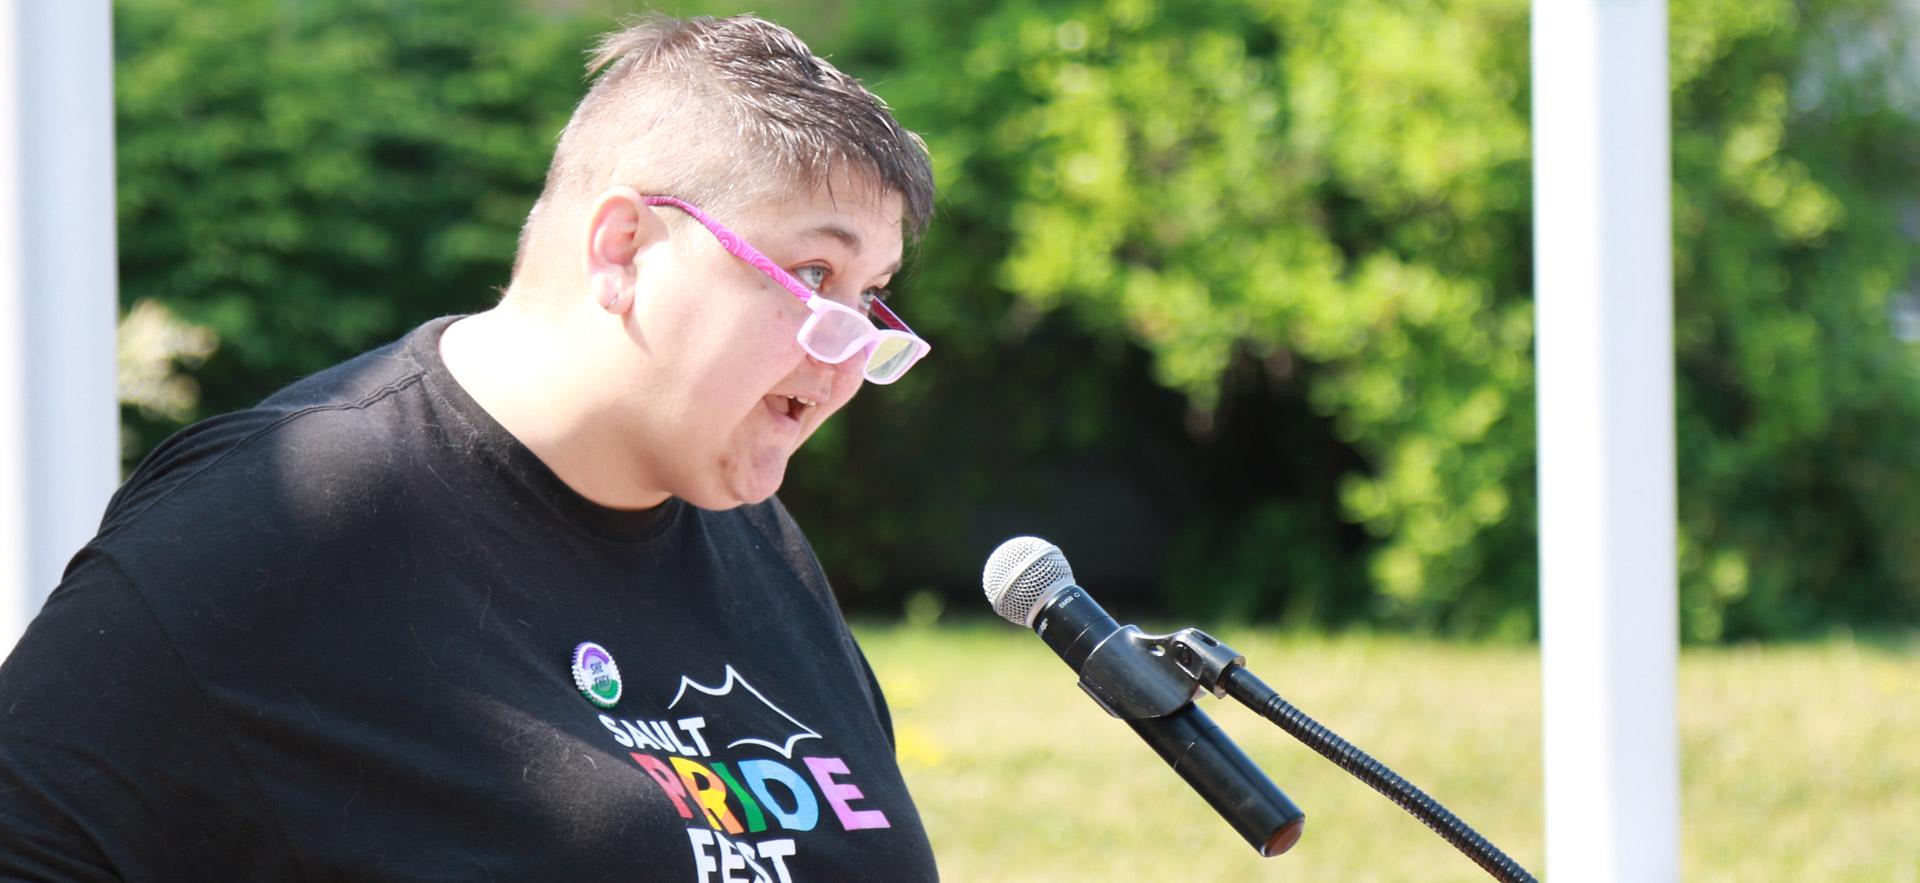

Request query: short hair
[{"left": 514, "top": 15, "right": 935, "bottom": 281}]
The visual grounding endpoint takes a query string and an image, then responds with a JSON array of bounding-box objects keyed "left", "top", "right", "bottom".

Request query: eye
[
  {"left": 793, "top": 264, "right": 886, "bottom": 315},
  {"left": 792, "top": 265, "right": 827, "bottom": 292}
]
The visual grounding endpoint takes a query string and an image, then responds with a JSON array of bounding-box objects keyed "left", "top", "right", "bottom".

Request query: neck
[{"left": 439, "top": 301, "right": 673, "bottom": 511}]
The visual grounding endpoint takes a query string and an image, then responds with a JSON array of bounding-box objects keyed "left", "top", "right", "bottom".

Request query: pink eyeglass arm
[
  {"left": 870, "top": 299, "right": 914, "bottom": 335},
  {"left": 642, "top": 195, "right": 916, "bottom": 335}
]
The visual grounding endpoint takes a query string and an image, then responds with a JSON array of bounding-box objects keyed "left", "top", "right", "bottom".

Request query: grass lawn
[{"left": 855, "top": 621, "right": 1919, "bottom": 882}]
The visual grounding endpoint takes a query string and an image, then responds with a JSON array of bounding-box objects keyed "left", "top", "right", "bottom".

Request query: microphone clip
[{"left": 1078, "top": 626, "right": 1246, "bottom": 721}]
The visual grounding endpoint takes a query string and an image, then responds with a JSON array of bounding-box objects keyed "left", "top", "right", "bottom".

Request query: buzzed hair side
[{"left": 510, "top": 14, "right": 935, "bottom": 291}]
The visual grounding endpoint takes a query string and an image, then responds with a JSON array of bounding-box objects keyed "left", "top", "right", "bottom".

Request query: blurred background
[{"left": 105, "top": 0, "right": 1920, "bottom": 878}]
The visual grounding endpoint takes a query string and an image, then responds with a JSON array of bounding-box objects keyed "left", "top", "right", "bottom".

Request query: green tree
[
  {"left": 834, "top": 0, "right": 1538, "bottom": 633},
  {"left": 1668, "top": 0, "right": 1920, "bottom": 638},
  {"left": 116, "top": 0, "right": 1920, "bottom": 638},
  {"left": 116, "top": 0, "right": 597, "bottom": 456},
  {"left": 828, "top": 0, "right": 1920, "bottom": 637}
]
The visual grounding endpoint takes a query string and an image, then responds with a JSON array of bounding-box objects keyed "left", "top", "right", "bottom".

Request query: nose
[{"left": 809, "top": 351, "right": 865, "bottom": 384}]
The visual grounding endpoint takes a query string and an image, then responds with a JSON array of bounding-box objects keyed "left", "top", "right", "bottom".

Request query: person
[{"left": 0, "top": 13, "right": 940, "bottom": 882}]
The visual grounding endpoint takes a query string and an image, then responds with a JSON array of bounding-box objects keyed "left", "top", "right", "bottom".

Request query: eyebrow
[{"left": 798, "top": 224, "right": 903, "bottom": 276}]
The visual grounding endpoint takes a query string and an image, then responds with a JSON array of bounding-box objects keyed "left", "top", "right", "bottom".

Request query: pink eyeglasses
[{"left": 642, "top": 195, "right": 930, "bottom": 385}]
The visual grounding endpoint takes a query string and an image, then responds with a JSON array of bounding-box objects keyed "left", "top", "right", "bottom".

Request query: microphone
[{"left": 982, "top": 537, "right": 1306, "bottom": 857}]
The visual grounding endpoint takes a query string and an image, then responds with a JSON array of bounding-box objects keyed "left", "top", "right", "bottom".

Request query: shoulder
[
  {"left": 94, "top": 322, "right": 454, "bottom": 575},
  {"left": 723, "top": 499, "right": 895, "bottom": 734},
  {"left": 734, "top": 495, "right": 808, "bottom": 553},
  {"left": 719, "top": 497, "right": 833, "bottom": 590}
]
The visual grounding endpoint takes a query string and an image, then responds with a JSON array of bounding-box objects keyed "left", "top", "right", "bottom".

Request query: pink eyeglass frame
[{"left": 640, "top": 195, "right": 927, "bottom": 368}]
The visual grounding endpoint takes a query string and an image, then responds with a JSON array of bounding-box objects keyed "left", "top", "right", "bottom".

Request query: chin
[
  {"left": 686, "top": 476, "right": 784, "bottom": 511},
  {"left": 686, "top": 449, "right": 792, "bottom": 510}
]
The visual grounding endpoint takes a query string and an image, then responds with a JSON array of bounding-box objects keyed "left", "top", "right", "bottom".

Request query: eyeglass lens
[
  {"left": 801, "top": 309, "right": 920, "bottom": 382},
  {"left": 803, "top": 310, "right": 872, "bottom": 363},
  {"left": 866, "top": 337, "right": 917, "bottom": 380}
]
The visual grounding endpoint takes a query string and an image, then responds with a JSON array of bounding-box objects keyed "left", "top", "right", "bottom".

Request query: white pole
[
  {"left": 1533, "top": 0, "right": 1680, "bottom": 879},
  {"left": 0, "top": 0, "right": 121, "bottom": 656}
]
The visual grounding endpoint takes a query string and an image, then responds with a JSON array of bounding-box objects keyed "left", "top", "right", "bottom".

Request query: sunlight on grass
[{"left": 855, "top": 622, "right": 1919, "bottom": 882}]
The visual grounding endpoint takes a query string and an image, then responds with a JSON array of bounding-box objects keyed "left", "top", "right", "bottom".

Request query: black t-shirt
[{"left": 0, "top": 317, "right": 937, "bottom": 882}]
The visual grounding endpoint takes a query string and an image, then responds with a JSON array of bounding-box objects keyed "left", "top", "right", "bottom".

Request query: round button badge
[{"left": 571, "top": 641, "right": 623, "bottom": 709}]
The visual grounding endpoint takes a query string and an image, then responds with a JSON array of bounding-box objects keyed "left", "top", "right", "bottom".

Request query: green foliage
[
  {"left": 115, "top": 0, "right": 598, "bottom": 455},
  {"left": 825, "top": 0, "right": 1920, "bottom": 637},
  {"left": 1667, "top": 0, "right": 1920, "bottom": 639},
  {"left": 828, "top": 0, "right": 1539, "bottom": 633},
  {"left": 116, "top": 0, "right": 1920, "bottom": 638}
]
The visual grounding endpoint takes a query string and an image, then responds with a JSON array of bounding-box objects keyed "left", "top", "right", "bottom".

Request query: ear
[{"left": 583, "top": 186, "right": 670, "bottom": 313}]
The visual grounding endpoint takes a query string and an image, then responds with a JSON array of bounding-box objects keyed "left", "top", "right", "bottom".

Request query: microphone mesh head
[{"left": 982, "top": 537, "right": 1076, "bottom": 627}]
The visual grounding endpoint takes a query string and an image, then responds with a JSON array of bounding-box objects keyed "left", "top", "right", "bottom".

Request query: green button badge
[{"left": 570, "top": 641, "right": 623, "bottom": 709}]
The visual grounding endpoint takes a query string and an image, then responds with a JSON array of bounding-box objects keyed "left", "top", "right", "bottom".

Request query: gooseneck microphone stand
[
  {"left": 1158, "top": 628, "right": 1537, "bottom": 883},
  {"left": 983, "top": 537, "right": 1535, "bottom": 880}
]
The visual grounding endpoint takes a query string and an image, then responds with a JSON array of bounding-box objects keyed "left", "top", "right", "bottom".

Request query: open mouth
[{"left": 774, "top": 394, "right": 818, "bottom": 421}]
